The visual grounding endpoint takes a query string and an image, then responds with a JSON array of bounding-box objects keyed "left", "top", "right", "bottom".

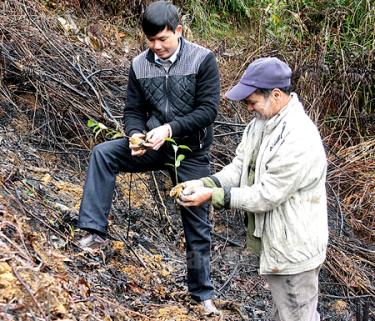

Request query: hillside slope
[{"left": 0, "top": 1, "right": 373, "bottom": 320}]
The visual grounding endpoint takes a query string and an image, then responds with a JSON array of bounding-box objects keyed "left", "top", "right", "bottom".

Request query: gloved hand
[
  {"left": 181, "top": 179, "right": 204, "bottom": 196},
  {"left": 145, "top": 124, "right": 171, "bottom": 150},
  {"left": 129, "top": 133, "right": 147, "bottom": 157}
]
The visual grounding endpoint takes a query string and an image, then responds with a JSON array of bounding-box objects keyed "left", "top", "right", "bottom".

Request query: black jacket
[{"left": 124, "top": 38, "right": 220, "bottom": 150}]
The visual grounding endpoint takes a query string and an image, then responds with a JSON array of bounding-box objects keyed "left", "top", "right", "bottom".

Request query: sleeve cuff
[
  {"left": 210, "top": 175, "right": 222, "bottom": 187},
  {"left": 223, "top": 187, "right": 231, "bottom": 209},
  {"left": 165, "top": 123, "right": 172, "bottom": 138},
  {"left": 129, "top": 130, "right": 143, "bottom": 137},
  {"left": 168, "top": 120, "right": 181, "bottom": 137},
  {"left": 201, "top": 177, "right": 228, "bottom": 209},
  {"left": 200, "top": 177, "right": 217, "bottom": 188},
  {"left": 211, "top": 187, "right": 224, "bottom": 209}
]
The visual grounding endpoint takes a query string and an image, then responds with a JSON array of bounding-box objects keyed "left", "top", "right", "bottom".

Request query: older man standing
[{"left": 178, "top": 57, "right": 328, "bottom": 321}]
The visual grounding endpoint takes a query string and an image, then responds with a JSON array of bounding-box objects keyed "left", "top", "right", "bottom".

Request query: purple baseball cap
[{"left": 225, "top": 57, "right": 292, "bottom": 101}]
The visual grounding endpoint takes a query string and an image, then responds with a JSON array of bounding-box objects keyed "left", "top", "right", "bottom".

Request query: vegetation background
[{"left": 0, "top": 0, "right": 373, "bottom": 320}]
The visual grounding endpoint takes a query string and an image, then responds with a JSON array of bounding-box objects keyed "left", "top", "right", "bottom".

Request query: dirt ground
[
  {"left": 1, "top": 119, "right": 370, "bottom": 320},
  {"left": 0, "top": 1, "right": 374, "bottom": 320}
]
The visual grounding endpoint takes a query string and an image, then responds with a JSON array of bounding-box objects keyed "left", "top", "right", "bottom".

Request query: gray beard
[{"left": 255, "top": 112, "right": 269, "bottom": 120}]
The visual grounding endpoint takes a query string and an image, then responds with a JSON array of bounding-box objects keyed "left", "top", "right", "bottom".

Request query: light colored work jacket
[{"left": 214, "top": 93, "right": 328, "bottom": 275}]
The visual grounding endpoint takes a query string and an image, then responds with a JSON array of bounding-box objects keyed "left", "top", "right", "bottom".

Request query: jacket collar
[
  {"left": 264, "top": 93, "right": 302, "bottom": 133},
  {"left": 146, "top": 37, "right": 186, "bottom": 63}
]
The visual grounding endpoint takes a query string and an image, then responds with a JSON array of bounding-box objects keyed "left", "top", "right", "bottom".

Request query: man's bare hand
[
  {"left": 170, "top": 180, "right": 204, "bottom": 199},
  {"left": 181, "top": 180, "right": 204, "bottom": 195},
  {"left": 129, "top": 133, "right": 147, "bottom": 157},
  {"left": 145, "top": 124, "right": 171, "bottom": 150},
  {"left": 177, "top": 187, "right": 213, "bottom": 207}
]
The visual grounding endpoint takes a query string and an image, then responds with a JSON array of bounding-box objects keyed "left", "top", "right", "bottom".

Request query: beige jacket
[{"left": 213, "top": 94, "right": 328, "bottom": 275}]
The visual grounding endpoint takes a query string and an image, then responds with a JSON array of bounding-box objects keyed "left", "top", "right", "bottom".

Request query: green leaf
[
  {"left": 172, "top": 144, "right": 178, "bottom": 153},
  {"left": 272, "top": 13, "right": 281, "bottom": 26},
  {"left": 175, "top": 154, "right": 185, "bottom": 168},
  {"left": 87, "top": 119, "right": 97, "bottom": 128},
  {"left": 165, "top": 137, "right": 177, "bottom": 144},
  {"left": 178, "top": 145, "right": 192, "bottom": 152}
]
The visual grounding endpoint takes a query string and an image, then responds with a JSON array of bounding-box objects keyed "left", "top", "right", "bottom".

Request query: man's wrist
[{"left": 164, "top": 124, "right": 172, "bottom": 138}]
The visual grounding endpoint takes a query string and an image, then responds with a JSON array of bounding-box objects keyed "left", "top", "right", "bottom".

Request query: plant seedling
[
  {"left": 165, "top": 137, "right": 192, "bottom": 186},
  {"left": 87, "top": 119, "right": 124, "bottom": 140}
]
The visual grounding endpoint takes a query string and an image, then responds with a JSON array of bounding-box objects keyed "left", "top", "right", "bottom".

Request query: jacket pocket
[{"left": 267, "top": 204, "right": 314, "bottom": 264}]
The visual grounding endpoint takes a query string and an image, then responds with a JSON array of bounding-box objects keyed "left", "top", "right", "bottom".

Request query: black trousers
[{"left": 78, "top": 138, "right": 214, "bottom": 301}]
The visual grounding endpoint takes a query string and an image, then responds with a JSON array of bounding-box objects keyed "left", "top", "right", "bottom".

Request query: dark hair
[
  {"left": 255, "top": 87, "right": 291, "bottom": 97},
  {"left": 142, "top": 1, "right": 180, "bottom": 37}
]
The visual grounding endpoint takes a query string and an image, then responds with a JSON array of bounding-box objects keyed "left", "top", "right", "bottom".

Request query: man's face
[
  {"left": 146, "top": 25, "right": 182, "bottom": 59},
  {"left": 243, "top": 92, "right": 278, "bottom": 120}
]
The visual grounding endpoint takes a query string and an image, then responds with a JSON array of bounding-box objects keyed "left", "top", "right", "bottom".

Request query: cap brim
[{"left": 225, "top": 83, "right": 257, "bottom": 101}]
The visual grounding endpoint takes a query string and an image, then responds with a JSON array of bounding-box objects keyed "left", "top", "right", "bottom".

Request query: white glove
[
  {"left": 145, "top": 124, "right": 171, "bottom": 150},
  {"left": 181, "top": 179, "right": 204, "bottom": 196}
]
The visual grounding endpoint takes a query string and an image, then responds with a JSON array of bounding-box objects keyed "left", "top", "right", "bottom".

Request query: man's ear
[
  {"left": 272, "top": 88, "right": 282, "bottom": 100},
  {"left": 175, "top": 24, "right": 183, "bottom": 36}
]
